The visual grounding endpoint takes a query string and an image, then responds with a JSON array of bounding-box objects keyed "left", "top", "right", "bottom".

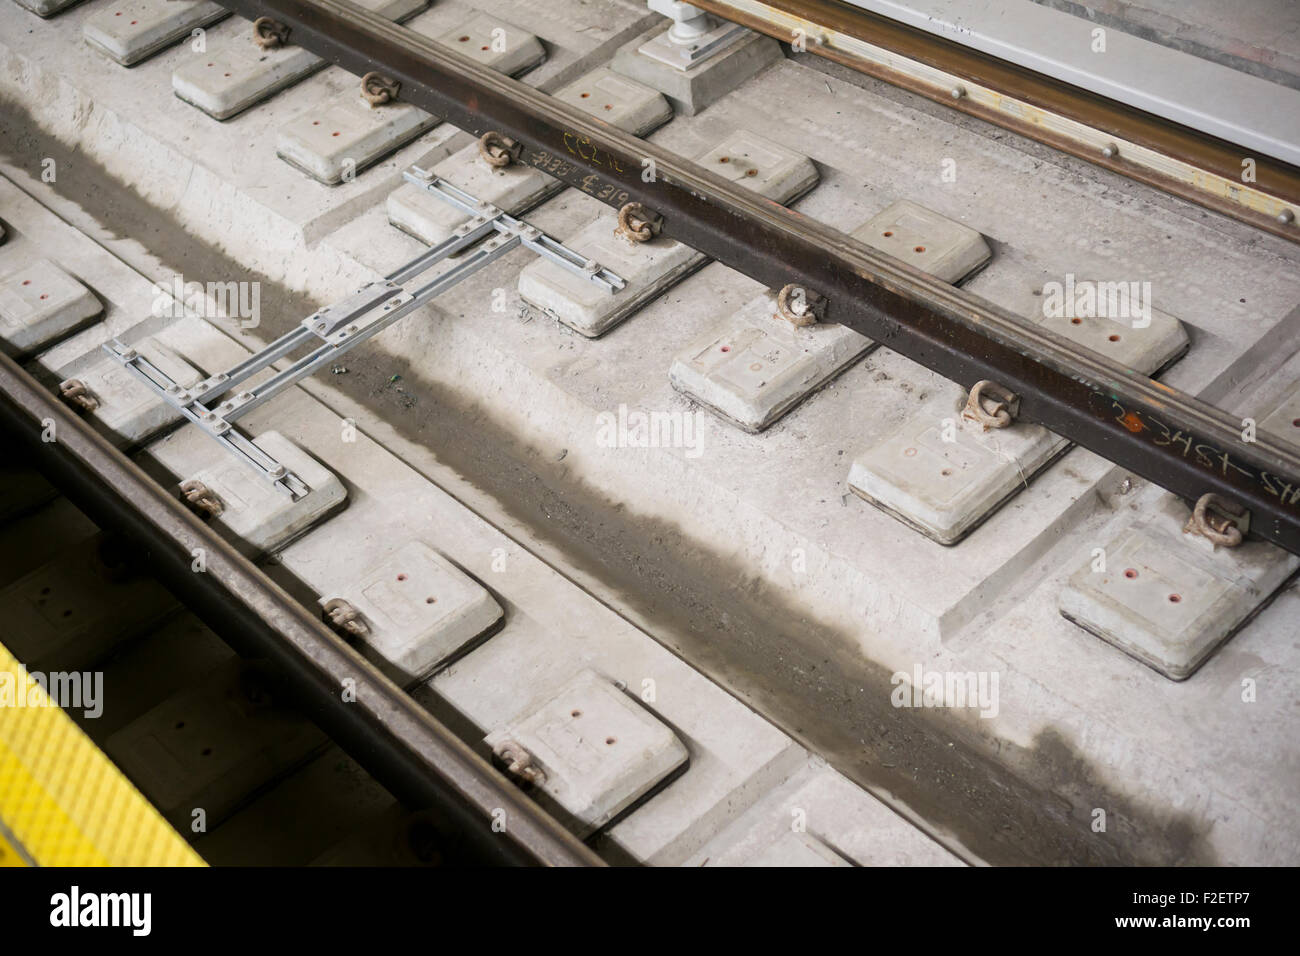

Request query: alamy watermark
[
  {"left": 0, "top": 670, "right": 103, "bottom": 718},
  {"left": 891, "top": 664, "right": 999, "bottom": 718},
  {"left": 1041, "top": 273, "right": 1152, "bottom": 328},
  {"left": 50, "top": 887, "right": 150, "bottom": 936},
  {"left": 595, "top": 404, "right": 705, "bottom": 459},
  {"left": 151, "top": 274, "right": 260, "bottom": 328}
]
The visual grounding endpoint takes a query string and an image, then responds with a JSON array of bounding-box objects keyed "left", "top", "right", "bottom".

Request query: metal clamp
[
  {"left": 58, "top": 378, "right": 98, "bottom": 413},
  {"left": 361, "top": 71, "right": 401, "bottom": 106},
  {"left": 180, "top": 479, "right": 224, "bottom": 519},
  {"left": 962, "top": 380, "right": 1020, "bottom": 429},
  {"left": 477, "top": 131, "right": 522, "bottom": 168},
  {"left": 492, "top": 739, "right": 545, "bottom": 787},
  {"left": 322, "top": 598, "right": 369, "bottom": 639},
  {"left": 616, "top": 202, "right": 662, "bottom": 243},
  {"left": 775, "top": 284, "right": 825, "bottom": 327},
  {"left": 252, "top": 16, "right": 291, "bottom": 49},
  {"left": 1184, "top": 493, "right": 1247, "bottom": 548}
]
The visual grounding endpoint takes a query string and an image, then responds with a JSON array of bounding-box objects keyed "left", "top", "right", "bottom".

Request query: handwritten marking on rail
[
  {"left": 529, "top": 148, "right": 577, "bottom": 178},
  {"left": 1097, "top": 395, "right": 1300, "bottom": 509},
  {"left": 1118, "top": 411, "right": 1145, "bottom": 433},
  {"left": 528, "top": 148, "right": 630, "bottom": 206},
  {"left": 578, "top": 175, "right": 629, "bottom": 205},
  {"left": 561, "top": 131, "right": 625, "bottom": 174}
]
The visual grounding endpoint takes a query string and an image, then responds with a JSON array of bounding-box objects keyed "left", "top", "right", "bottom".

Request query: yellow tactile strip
[{"left": 0, "top": 643, "right": 203, "bottom": 866}]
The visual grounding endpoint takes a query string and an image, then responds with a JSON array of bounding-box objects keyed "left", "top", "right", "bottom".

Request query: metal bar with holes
[
  {"left": 213, "top": 0, "right": 1300, "bottom": 555},
  {"left": 104, "top": 173, "right": 624, "bottom": 495}
]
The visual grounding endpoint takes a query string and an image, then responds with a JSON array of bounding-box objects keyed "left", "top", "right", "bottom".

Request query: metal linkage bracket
[
  {"left": 400, "top": 169, "right": 627, "bottom": 291},
  {"left": 106, "top": 169, "right": 626, "bottom": 497}
]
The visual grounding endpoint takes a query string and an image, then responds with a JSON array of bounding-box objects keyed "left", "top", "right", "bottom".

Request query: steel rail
[
  {"left": 690, "top": 0, "right": 1300, "bottom": 242},
  {"left": 0, "top": 350, "right": 603, "bottom": 868},
  {"left": 220, "top": 0, "right": 1300, "bottom": 555}
]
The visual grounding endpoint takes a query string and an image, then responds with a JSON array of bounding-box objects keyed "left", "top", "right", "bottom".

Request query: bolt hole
[
  {"left": 604, "top": 104, "right": 612, "bottom": 110},
  {"left": 40, "top": 587, "right": 50, "bottom": 595},
  {"left": 174, "top": 721, "right": 185, "bottom": 730},
  {"left": 1291, "top": 418, "right": 1300, "bottom": 428},
  {"left": 331, "top": 131, "right": 341, "bottom": 137},
  {"left": 882, "top": 231, "right": 893, "bottom": 237},
  {"left": 1070, "top": 317, "right": 1082, "bottom": 325},
  {"left": 720, "top": 345, "right": 731, "bottom": 352},
  {"left": 1124, "top": 568, "right": 1138, "bottom": 579},
  {"left": 914, "top": 245, "right": 926, "bottom": 253},
  {"left": 62, "top": 609, "right": 72, "bottom": 618},
  {"left": 1108, "top": 334, "right": 1120, "bottom": 342},
  {"left": 1168, "top": 594, "right": 1182, "bottom": 603},
  {"left": 481, "top": 45, "right": 489, "bottom": 51},
  {"left": 718, "top": 156, "right": 729, "bottom": 163},
  {"left": 39, "top": 294, "right": 48, "bottom": 300},
  {"left": 396, "top": 573, "right": 407, "bottom": 582},
  {"left": 941, "top": 468, "right": 953, "bottom": 476},
  {"left": 425, "top": 596, "right": 437, "bottom": 604},
  {"left": 745, "top": 169, "right": 757, "bottom": 176},
  {"left": 201, "top": 747, "right": 212, "bottom": 756},
  {"left": 21, "top": 280, "right": 31, "bottom": 285},
  {"left": 580, "top": 92, "right": 589, "bottom": 98},
  {"left": 605, "top": 736, "right": 616, "bottom": 745},
  {"left": 312, "top": 120, "right": 320, "bottom": 126},
  {"left": 571, "top": 709, "right": 582, "bottom": 718},
  {"left": 458, "top": 36, "right": 469, "bottom": 42}
]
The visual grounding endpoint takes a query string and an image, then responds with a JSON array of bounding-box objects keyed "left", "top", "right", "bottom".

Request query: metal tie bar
[{"left": 107, "top": 172, "right": 625, "bottom": 497}]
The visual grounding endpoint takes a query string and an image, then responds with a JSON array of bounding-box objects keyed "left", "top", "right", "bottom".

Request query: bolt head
[{"left": 1278, "top": 208, "right": 1295, "bottom": 225}]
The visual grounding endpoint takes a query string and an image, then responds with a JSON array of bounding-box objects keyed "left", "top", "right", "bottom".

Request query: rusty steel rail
[
  {"left": 221, "top": 0, "right": 1300, "bottom": 556},
  {"left": 0, "top": 349, "right": 603, "bottom": 868},
  {"left": 691, "top": 0, "right": 1300, "bottom": 243}
]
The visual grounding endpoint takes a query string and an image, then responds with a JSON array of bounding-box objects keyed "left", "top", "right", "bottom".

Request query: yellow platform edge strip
[{"left": 0, "top": 643, "right": 203, "bottom": 866}]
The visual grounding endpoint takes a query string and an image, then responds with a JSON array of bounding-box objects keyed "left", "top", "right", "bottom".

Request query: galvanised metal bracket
[{"left": 106, "top": 170, "right": 625, "bottom": 497}]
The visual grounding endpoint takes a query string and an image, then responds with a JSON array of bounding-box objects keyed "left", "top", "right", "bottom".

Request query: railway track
[{"left": 0, "top": 0, "right": 1297, "bottom": 868}]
